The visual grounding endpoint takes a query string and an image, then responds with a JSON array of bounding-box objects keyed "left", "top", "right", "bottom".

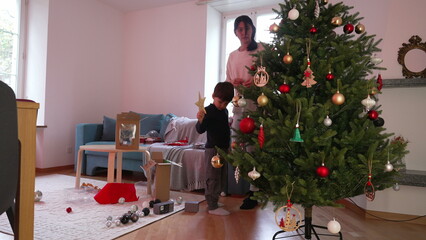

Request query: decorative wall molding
[{"left": 383, "top": 78, "right": 426, "bottom": 88}]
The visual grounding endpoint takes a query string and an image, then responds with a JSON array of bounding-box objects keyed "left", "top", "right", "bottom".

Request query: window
[
  {"left": 221, "top": 11, "right": 280, "bottom": 115},
  {"left": 0, "top": 0, "right": 24, "bottom": 96}
]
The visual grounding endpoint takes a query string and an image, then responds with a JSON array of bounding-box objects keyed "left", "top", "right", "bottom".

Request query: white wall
[
  {"left": 121, "top": 0, "right": 208, "bottom": 118},
  {"left": 35, "top": 0, "right": 124, "bottom": 168}
]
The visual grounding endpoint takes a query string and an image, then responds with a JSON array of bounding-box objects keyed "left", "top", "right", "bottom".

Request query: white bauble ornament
[
  {"left": 34, "top": 190, "right": 43, "bottom": 202},
  {"left": 118, "top": 197, "right": 125, "bottom": 204},
  {"left": 384, "top": 161, "right": 394, "bottom": 172},
  {"left": 361, "top": 95, "right": 376, "bottom": 111},
  {"left": 248, "top": 167, "right": 261, "bottom": 180},
  {"left": 237, "top": 97, "right": 247, "bottom": 107},
  {"left": 327, "top": 218, "right": 341, "bottom": 234},
  {"left": 393, "top": 183, "right": 400, "bottom": 191},
  {"left": 324, "top": 115, "right": 332, "bottom": 127},
  {"left": 371, "top": 57, "right": 383, "bottom": 65},
  {"left": 288, "top": 8, "right": 299, "bottom": 20}
]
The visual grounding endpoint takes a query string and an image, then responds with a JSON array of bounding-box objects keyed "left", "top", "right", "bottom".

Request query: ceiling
[{"left": 97, "top": 0, "right": 283, "bottom": 13}]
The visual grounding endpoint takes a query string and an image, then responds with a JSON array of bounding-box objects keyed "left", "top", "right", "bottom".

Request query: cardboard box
[
  {"left": 152, "top": 152, "right": 171, "bottom": 202},
  {"left": 185, "top": 201, "right": 200, "bottom": 213}
]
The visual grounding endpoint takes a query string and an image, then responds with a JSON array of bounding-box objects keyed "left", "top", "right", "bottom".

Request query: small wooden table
[{"left": 75, "top": 144, "right": 151, "bottom": 188}]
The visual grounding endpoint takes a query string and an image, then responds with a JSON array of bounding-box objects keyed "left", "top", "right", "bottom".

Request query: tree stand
[{"left": 272, "top": 207, "right": 343, "bottom": 240}]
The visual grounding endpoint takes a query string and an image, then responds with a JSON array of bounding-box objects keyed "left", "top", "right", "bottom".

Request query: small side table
[{"left": 75, "top": 144, "right": 151, "bottom": 188}]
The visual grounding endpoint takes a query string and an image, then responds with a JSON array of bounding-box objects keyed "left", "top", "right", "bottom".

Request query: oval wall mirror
[{"left": 397, "top": 35, "right": 426, "bottom": 78}]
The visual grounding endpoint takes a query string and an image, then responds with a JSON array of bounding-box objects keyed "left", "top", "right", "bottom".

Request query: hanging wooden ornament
[
  {"left": 235, "top": 166, "right": 240, "bottom": 183},
  {"left": 364, "top": 157, "right": 375, "bottom": 201},
  {"left": 258, "top": 123, "right": 265, "bottom": 149},
  {"left": 301, "top": 40, "right": 317, "bottom": 88},
  {"left": 290, "top": 101, "right": 304, "bottom": 142},
  {"left": 275, "top": 182, "right": 302, "bottom": 231},
  {"left": 248, "top": 167, "right": 261, "bottom": 180},
  {"left": 254, "top": 57, "right": 269, "bottom": 87}
]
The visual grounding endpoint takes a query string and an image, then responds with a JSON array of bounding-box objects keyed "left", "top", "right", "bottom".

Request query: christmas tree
[{"left": 220, "top": 0, "right": 408, "bottom": 235}]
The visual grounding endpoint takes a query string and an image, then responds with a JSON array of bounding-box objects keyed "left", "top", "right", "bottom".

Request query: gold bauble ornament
[
  {"left": 211, "top": 154, "right": 223, "bottom": 168},
  {"left": 332, "top": 91, "right": 345, "bottom": 105},
  {"left": 331, "top": 16, "right": 342, "bottom": 26},
  {"left": 269, "top": 23, "right": 279, "bottom": 33},
  {"left": 355, "top": 23, "right": 365, "bottom": 34},
  {"left": 322, "top": 0, "right": 329, "bottom": 4},
  {"left": 257, "top": 93, "right": 268, "bottom": 107},
  {"left": 283, "top": 53, "right": 293, "bottom": 64}
]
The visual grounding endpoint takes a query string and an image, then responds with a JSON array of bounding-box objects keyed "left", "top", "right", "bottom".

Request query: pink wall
[{"left": 122, "top": 1, "right": 208, "bottom": 118}]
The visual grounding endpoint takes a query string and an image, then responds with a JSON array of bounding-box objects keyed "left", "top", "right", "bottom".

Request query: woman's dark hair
[
  {"left": 234, "top": 15, "right": 258, "bottom": 51},
  {"left": 213, "top": 82, "right": 234, "bottom": 102}
]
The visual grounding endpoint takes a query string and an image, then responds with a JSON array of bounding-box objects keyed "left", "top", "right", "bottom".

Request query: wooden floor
[{"left": 1, "top": 168, "right": 425, "bottom": 240}]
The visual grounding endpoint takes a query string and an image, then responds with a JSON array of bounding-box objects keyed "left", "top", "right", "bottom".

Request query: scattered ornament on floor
[
  {"left": 130, "top": 205, "right": 138, "bottom": 213},
  {"left": 279, "top": 82, "right": 291, "bottom": 93},
  {"left": 257, "top": 93, "right": 268, "bottom": 106},
  {"left": 106, "top": 220, "right": 112, "bottom": 228},
  {"left": 331, "top": 16, "right": 342, "bottom": 26},
  {"left": 237, "top": 96, "right": 247, "bottom": 107},
  {"left": 118, "top": 197, "right": 126, "bottom": 204},
  {"left": 253, "top": 65, "right": 270, "bottom": 87},
  {"left": 355, "top": 23, "right": 365, "bottom": 34},
  {"left": 176, "top": 196, "right": 183, "bottom": 204},
  {"left": 373, "top": 117, "right": 385, "bottom": 127},
  {"left": 316, "top": 163, "right": 330, "bottom": 178},
  {"left": 393, "top": 183, "right": 400, "bottom": 191},
  {"left": 66, "top": 207, "right": 72, "bottom": 213},
  {"left": 258, "top": 123, "right": 265, "bottom": 149},
  {"left": 327, "top": 218, "right": 342, "bottom": 234},
  {"left": 130, "top": 213, "right": 139, "bottom": 222},
  {"left": 288, "top": 7, "right": 299, "bottom": 20},
  {"left": 361, "top": 95, "right": 376, "bottom": 111},
  {"left": 343, "top": 23, "right": 354, "bottom": 34},
  {"left": 34, "top": 190, "right": 43, "bottom": 202},
  {"left": 235, "top": 166, "right": 241, "bottom": 183},
  {"left": 332, "top": 90, "right": 345, "bottom": 105},
  {"left": 142, "top": 207, "right": 150, "bottom": 216},
  {"left": 323, "top": 115, "right": 332, "bottom": 127},
  {"left": 240, "top": 116, "right": 255, "bottom": 134},
  {"left": 211, "top": 154, "right": 224, "bottom": 168},
  {"left": 248, "top": 167, "right": 261, "bottom": 180},
  {"left": 120, "top": 214, "right": 130, "bottom": 224}
]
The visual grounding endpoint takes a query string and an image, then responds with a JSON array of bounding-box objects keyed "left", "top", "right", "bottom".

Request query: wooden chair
[{"left": 0, "top": 81, "right": 20, "bottom": 234}]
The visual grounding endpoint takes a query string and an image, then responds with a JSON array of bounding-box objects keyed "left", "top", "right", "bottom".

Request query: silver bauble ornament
[
  {"left": 34, "top": 190, "right": 43, "bottom": 202},
  {"left": 384, "top": 161, "right": 394, "bottom": 172},
  {"left": 327, "top": 218, "right": 341, "bottom": 234},
  {"left": 393, "top": 183, "right": 400, "bottom": 191},
  {"left": 176, "top": 196, "right": 183, "bottom": 204},
  {"left": 118, "top": 197, "right": 125, "bottom": 204},
  {"left": 361, "top": 95, "right": 376, "bottom": 111},
  {"left": 237, "top": 97, "right": 247, "bottom": 107},
  {"left": 323, "top": 115, "right": 332, "bottom": 127}
]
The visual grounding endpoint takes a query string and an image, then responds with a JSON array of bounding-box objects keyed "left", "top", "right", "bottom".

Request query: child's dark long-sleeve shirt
[{"left": 195, "top": 104, "right": 230, "bottom": 149}]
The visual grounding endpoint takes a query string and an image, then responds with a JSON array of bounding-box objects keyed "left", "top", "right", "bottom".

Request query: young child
[{"left": 196, "top": 82, "right": 234, "bottom": 216}]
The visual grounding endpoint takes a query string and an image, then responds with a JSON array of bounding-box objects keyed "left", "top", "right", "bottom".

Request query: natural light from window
[{"left": 0, "top": 0, "right": 20, "bottom": 94}]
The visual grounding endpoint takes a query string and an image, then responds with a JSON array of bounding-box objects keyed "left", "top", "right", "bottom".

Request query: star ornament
[{"left": 195, "top": 92, "right": 206, "bottom": 114}]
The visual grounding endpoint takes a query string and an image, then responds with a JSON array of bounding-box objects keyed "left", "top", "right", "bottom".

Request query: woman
[{"left": 226, "top": 15, "right": 264, "bottom": 210}]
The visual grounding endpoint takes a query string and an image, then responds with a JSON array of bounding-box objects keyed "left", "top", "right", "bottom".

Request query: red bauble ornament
[
  {"left": 258, "top": 124, "right": 264, "bottom": 149},
  {"left": 310, "top": 26, "right": 318, "bottom": 34},
  {"left": 250, "top": 65, "right": 256, "bottom": 71},
  {"left": 343, "top": 23, "right": 354, "bottom": 34},
  {"left": 66, "top": 207, "right": 72, "bottom": 213},
  {"left": 368, "top": 110, "right": 379, "bottom": 120},
  {"left": 279, "top": 84, "right": 290, "bottom": 93},
  {"left": 377, "top": 74, "right": 383, "bottom": 91},
  {"left": 316, "top": 164, "right": 330, "bottom": 178},
  {"left": 326, "top": 72, "right": 335, "bottom": 81},
  {"left": 240, "top": 117, "right": 255, "bottom": 134}
]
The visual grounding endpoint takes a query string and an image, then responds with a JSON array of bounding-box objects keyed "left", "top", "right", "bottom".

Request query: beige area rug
[{"left": 0, "top": 174, "right": 204, "bottom": 240}]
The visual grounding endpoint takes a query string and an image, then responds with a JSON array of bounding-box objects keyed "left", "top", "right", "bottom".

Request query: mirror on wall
[{"left": 397, "top": 35, "right": 426, "bottom": 78}]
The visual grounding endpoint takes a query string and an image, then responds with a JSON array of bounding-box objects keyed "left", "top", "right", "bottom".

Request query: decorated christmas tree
[{"left": 220, "top": 0, "right": 408, "bottom": 237}]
